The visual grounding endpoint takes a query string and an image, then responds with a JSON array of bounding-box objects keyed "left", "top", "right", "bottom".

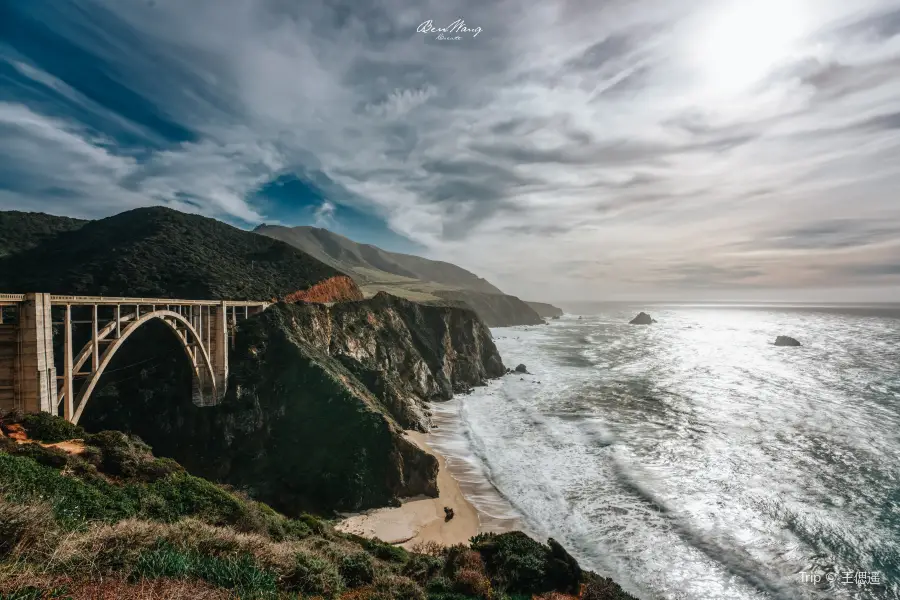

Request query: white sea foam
[{"left": 445, "top": 308, "right": 900, "bottom": 600}]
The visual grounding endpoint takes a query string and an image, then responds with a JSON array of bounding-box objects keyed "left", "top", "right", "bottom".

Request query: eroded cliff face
[
  {"left": 79, "top": 292, "right": 504, "bottom": 515},
  {"left": 287, "top": 292, "right": 505, "bottom": 429},
  {"left": 283, "top": 275, "right": 364, "bottom": 303}
]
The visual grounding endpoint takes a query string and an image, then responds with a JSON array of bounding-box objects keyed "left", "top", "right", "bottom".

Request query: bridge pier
[
  {"left": 210, "top": 302, "right": 229, "bottom": 398},
  {"left": 0, "top": 293, "right": 57, "bottom": 415}
]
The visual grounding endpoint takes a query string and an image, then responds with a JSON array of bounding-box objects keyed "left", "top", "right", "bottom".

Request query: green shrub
[
  {"left": 453, "top": 568, "right": 493, "bottom": 599},
  {"left": 545, "top": 538, "right": 581, "bottom": 593},
  {"left": 285, "top": 550, "right": 344, "bottom": 598},
  {"left": 363, "top": 537, "right": 409, "bottom": 562},
  {"left": 10, "top": 443, "right": 69, "bottom": 470},
  {"left": 403, "top": 552, "right": 444, "bottom": 584},
  {"left": 373, "top": 574, "right": 425, "bottom": 600},
  {"left": 339, "top": 551, "right": 376, "bottom": 587},
  {"left": 84, "top": 431, "right": 153, "bottom": 479},
  {"left": 426, "top": 575, "right": 454, "bottom": 594},
  {"left": 19, "top": 413, "right": 85, "bottom": 443},
  {"left": 296, "top": 512, "right": 328, "bottom": 535},
  {"left": 141, "top": 457, "right": 185, "bottom": 482},
  {"left": 470, "top": 532, "right": 547, "bottom": 594}
]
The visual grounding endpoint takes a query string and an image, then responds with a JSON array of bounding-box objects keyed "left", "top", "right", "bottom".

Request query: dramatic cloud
[{"left": 2, "top": 0, "right": 900, "bottom": 301}]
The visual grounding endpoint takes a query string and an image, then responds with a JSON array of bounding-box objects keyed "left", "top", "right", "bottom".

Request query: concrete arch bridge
[{"left": 0, "top": 293, "right": 268, "bottom": 424}]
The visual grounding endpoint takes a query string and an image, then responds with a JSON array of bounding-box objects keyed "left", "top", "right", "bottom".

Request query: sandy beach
[{"left": 335, "top": 430, "right": 482, "bottom": 549}]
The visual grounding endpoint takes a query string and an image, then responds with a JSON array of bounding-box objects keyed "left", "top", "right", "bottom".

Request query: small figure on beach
[{"left": 444, "top": 506, "right": 455, "bottom": 521}]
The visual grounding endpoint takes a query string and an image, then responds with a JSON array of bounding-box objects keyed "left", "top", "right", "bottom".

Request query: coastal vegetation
[
  {"left": 0, "top": 413, "right": 636, "bottom": 599},
  {"left": 0, "top": 211, "right": 86, "bottom": 258}
]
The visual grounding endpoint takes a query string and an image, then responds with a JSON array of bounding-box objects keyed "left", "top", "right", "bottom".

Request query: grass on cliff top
[{"left": 0, "top": 413, "right": 636, "bottom": 600}]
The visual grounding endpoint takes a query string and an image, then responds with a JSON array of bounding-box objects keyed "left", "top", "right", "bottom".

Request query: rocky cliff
[
  {"left": 80, "top": 293, "right": 505, "bottom": 514},
  {"left": 433, "top": 290, "right": 544, "bottom": 327},
  {"left": 283, "top": 275, "right": 364, "bottom": 303},
  {"left": 527, "top": 301, "right": 564, "bottom": 318}
]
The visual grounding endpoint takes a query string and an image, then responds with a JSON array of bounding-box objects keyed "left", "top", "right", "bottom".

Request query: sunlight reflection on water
[{"left": 451, "top": 307, "right": 900, "bottom": 600}]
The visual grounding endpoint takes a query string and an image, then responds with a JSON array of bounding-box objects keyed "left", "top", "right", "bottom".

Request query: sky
[{"left": 1, "top": 0, "right": 900, "bottom": 302}]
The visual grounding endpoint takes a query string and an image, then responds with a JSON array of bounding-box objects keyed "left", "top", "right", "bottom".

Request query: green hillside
[
  {"left": 0, "top": 211, "right": 86, "bottom": 258},
  {"left": 0, "top": 207, "right": 340, "bottom": 299}
]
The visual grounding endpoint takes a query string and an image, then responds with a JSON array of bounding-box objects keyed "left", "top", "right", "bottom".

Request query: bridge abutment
[{"left": 4, "top": 293, "right": 57, "bottom": 415}]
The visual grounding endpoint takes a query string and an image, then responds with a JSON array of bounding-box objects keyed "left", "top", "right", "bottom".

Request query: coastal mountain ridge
[
  {"left": 256, "top": 223, "right": 559, "bottom": 326},
  {"left": 254, "top": 224, "right": 503, "bottom": 294}
]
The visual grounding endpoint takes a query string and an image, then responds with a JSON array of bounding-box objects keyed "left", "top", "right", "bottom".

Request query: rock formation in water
[
  {"left": 515, "top": 364, "right": 528, "bottom": 374},
  {"left": 775, "top": 335, "right": 802, "bottom": 346},
  {"left": 629, "top": 312, "right": 656, "bottom": 325}
]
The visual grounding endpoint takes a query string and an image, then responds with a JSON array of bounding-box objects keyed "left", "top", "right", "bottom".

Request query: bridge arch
[{"left": 70, "top": 310, "right": 216, "bottom": 425}]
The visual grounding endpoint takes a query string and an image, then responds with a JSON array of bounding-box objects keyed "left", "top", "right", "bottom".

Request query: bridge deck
[{"left": 1, "top": 294, "right": 268, "bottom": 307}]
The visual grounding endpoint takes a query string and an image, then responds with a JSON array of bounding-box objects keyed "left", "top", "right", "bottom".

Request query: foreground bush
[{"left": 3, "top": 411, "right": 86, "bottom": 443}]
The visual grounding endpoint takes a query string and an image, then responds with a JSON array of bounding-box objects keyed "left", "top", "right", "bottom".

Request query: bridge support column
[
  {"left": 210, "top": 302, "right": 229, "bottom": 399},
  {"left": 16, "top": 293, "right": 56, "bottom": 414}
]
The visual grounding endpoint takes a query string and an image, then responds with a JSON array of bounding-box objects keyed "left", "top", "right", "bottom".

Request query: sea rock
[
  {"left": 775, "top": 335, "right": 801, "bottom": 347},
  {"left": 629, "top": 312, "right": 655, "bottom": 325},
  {"left": 515, "top": 364, "right": 528, "bottom": 374}
]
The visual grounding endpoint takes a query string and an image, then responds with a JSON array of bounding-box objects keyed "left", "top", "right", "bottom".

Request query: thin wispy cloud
[{"left": 1, "top": 0, "right": 899, "bottom": 301}]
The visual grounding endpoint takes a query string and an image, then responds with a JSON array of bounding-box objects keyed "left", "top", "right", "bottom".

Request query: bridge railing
[{"left": 47, "top": 295, "right": 269, "bottom": 307}]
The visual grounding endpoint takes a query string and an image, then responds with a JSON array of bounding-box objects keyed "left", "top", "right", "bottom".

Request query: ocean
[{"left": 429, "top": 304, "right": 900, "bottom": 600}]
